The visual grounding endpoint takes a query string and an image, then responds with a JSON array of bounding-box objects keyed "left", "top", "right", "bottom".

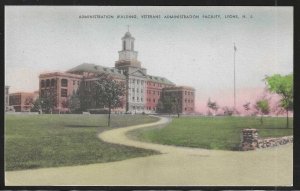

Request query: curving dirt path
[{"left": 5, "top": 116, "right": 292, "bottom": 186}]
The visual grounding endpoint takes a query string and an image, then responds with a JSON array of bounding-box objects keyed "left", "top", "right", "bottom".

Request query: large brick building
[
  {"left": 162, "top": 86, "right": 195, "bottom": 114},
  {"left": 9, "top": 92, "right": 36, "bottom": 112},
  {"left": 39, "top": 31, "right": 195, "bottom": 114}
]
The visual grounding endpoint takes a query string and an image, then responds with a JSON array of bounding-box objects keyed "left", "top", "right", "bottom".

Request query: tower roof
[{"left": 122, "top": 31, "right": 135, "bottom": 40}]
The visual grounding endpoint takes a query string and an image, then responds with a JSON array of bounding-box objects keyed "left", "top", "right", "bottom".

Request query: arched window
[
  {"left": 61, "top": 79, "right": 68, "bottom": 87},
  {"left": 41, "top": 80, "right": 45, "bottom": 88},
  {"left": 46, "top": 79, "right": 50, "bottom": 87}
]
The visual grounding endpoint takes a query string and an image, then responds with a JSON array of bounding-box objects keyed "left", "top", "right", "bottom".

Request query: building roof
[
  {"left": 9, "top": 92, "right": 35, "bottom": 96},
  {"left": 163, "top": 86, "right": 195, "bottom": 91},
  {"left": 67, "top": 63, "right": 125, "bottom": 78},
  {"left": 39, "top": 72, "right": 82, "bottom": 79},
  {"left": 146, "top": 75, "right": 175, "bottom": 85}
]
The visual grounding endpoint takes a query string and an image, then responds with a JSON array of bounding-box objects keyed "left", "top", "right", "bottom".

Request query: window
[
  {"left": 51, "top": 79, "right": 56, "bottom": 86},
  {"left": 73, "top": 80, "right": 75, "bottom": 85},
  {"left": 141, "top": 89, "right": 143, "bottom": 93},
  {"left": 133, "top": 79, "right": 135, "bottom": 83},
  {"left": 141, "top": 80, "right": 144, "bottom": 85},
  {"left": 137, "top": 80, "right": 139, "bottom": 84},
  {"left": 132, "top": 88, "right": 135, "bottom": 92},
  {"left": 137, "top": 97, "right": 139, "bottom": 101},
  {"left": 61, "top": 79, "right": 68, "bottom": 87},
  {"left": 41, "top": 80, "right": 45, "bottom": 88},
  {"left": 132, "top": 97, "right": 135, "bottom": 101},
  {"left": 185, "top": 91, "right": 187, "bottom": 95},
  {"left": 185, "top": 107, "right": 187, "bottom": 111},
  {"left": 46, "top": 79, "right": 50, "bottom": 87},
  {"left": 185, "top": 99, "right": 187, "bottom": 103},
  {"left": 77, "top": 81, "right": 80, "bottom": 85},
  {"left": 141, "top": 98, "right": 143, "bottom": 102},
  {"left": 123, "top": 41, "right": 126, "bottom": 50},
  {"left": 153, "top": 99, "right": 155, "bottom": 103},
  {"left": 137, "top": 88, "right": 139, "bottom": 93},
  {"left": 188, "top": 92, "right": 190, "bottom": 95},
  {"left": 61, "top": 89, "right": 67, "bottom": 97}
]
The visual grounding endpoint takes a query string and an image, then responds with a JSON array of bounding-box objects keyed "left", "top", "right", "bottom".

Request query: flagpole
[{"left": 233, "top": 43, "right": 236, "bottom": 111}]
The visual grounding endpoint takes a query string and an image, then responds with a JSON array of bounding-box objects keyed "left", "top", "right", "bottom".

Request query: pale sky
[{"left": 5, "top": 6, "right": 293, "bottom": 112}]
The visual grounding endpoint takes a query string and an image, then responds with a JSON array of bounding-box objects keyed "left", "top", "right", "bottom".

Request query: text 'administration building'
[{"left": 39, "top": 31, "right": 195, "bottom": 114}]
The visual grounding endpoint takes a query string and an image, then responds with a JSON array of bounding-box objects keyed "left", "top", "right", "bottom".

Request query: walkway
[{"left": 5, "top": 116, "right": 292, "bottom": 186}]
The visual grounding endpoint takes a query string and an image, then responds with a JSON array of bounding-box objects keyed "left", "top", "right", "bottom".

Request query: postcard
[{"left": 4, "top": 6, "right": 293, "bottom": 186}]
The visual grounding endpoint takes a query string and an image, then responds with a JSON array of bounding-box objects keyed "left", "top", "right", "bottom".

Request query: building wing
[
  {"left": 146, "top": 75, "right": 175, "bottom": 85},
  {"left": 67, "top": 63, "right": 126, "bottom": 79}
]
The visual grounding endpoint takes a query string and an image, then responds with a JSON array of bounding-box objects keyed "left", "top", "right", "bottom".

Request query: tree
[
  {"left": 78, "top": 79, "right": 93, "bottom": 112},
  {"left": 243, "top": 102, "right": 251, "bottom": 115},
  {"left": 207, "top": 98, "right": 219, "bottom": 116},
  {"left": 41, "top": 90, "right": 57, "bottom": 114},
  {"left": 30, "top": 98, "right": 42, "bottom": 113},
  {"left": 32, "top": 90, "right": 57, "bottom": 114},
  {"left": 265, "top": 74, "right": 293, "bottom": 128},
  {"left": 222, "top": 106, "right": 234, "bottom": 116},
  {"left": 68, "top": 93, "right": 81, "bottom": 113},
  {"left": 254, "top": 98, "right": 270, "bottom": 124},
  {"left": 157, "top": 92, "right": 181, "bottom": 118},
  {"left": 93, "top": 73, "right": 125, "bottom": 127},
  {"left": 24, "top": 96, "right": 34, "bottom": 111}
]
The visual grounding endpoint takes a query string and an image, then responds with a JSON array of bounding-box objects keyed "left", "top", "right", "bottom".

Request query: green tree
[
  {"left": 68, "top": 93, "right": 81, "bottom": 113},
  {"left": 157, "top": 92, "right": 181, "bottom": 118},
  {"left": 78, "top": 79, "right": 93, "bottom": 112},
  {"left": 93, "top": 73, "right": 125, "bottom": 126},
  {"left": 30, "top": 98, "right": 42, "bottom": 113},
  {"left": 243, "top": 102, "right": 251, "bottom": 115},
  {"left": 42, "top": 90, "right": 57, "bottom": 114},
  {"left": 254, "top": 98, "right": 270, "bottom": 125},
  {"left": 207, "top": 98, "right": 219, "bottom": 116},
  {"left": 265, "top": 74, "right": 293, "bottom": 128},
  {"left": 222, "top": 106, "right": 234, "bottom": 116}
]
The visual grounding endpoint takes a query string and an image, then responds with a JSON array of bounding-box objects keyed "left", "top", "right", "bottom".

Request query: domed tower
[{"left": 115, "top": 30, "right": 141, "bottom": 68}]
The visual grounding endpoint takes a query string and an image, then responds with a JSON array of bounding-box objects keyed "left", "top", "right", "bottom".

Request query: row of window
[
  {"left": 147, "top": 90, "right": 161, "bottom": 95},
  {"left": 131, "top": 88, "right": 144, "bottom": 93},
  {"left": 185, "top": 91, "right": 194, "bottom": 96},
  {"left": 41, "top": 79, "right": 80, "bottom": 88},
  {"left": 147, "top": 82, "right": 164, "bottom": 87},
  {"left": 131, "top": 79, "right": 144, "bottom": 85},
  {"left": 146, "top": 107, "right": 156, "bottom": 111},
  {"left": 184, "top": 107, "right": 193, "bottom": 111},
  {"left": 146, "top": 98, "right": 157, "bottom": 103},
  {"left": 132, "top": 97, "right": 144, "bottom": 102},
  {"left": 40, "top": 89, "right": 67, "bottom": 98},
  {"left": 132, "top": 106, "right": 144, "bottom": 110},
  {"left": 184, "top": 99, "right": 194, "bottom": 103}
]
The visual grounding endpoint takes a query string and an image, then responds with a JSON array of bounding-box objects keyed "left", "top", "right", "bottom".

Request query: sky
[{"left": 5, "top": 6, "right": 293, "bottom": 113}]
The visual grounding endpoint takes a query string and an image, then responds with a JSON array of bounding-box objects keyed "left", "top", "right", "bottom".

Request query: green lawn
[
  {"left": 5, "top": 114, "right": 159, "bottom": 171},
  {"left": 128, "top": 116, "right": 293, "bottom": 151}
]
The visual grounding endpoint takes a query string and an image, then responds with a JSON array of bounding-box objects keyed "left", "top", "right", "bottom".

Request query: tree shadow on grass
[{"left": 64, "top": 125, "right": 107, "bottom": 128}]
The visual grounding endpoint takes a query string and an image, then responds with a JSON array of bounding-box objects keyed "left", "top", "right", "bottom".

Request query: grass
[
  {"left": 5, "top": 114, "right": 159, "bottom": 171},
  {"left": 129, "top": 116, "right": 293, "bottom": 151}
]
